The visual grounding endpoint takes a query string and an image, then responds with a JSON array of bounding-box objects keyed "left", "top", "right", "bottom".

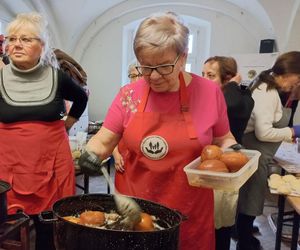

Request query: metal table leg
[
  {"left": 291, "top": 211, "right": 300, "bottom": 250},
  {"left": 275, "top": 194, "right": 285, "bottom": 250}
]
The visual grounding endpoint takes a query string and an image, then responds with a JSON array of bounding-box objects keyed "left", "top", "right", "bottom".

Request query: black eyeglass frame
[{"left": 135, "top": 54, "right": 180, "bottom": 76}]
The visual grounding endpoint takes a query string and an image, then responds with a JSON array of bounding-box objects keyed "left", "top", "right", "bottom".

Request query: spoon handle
[{"left": 100, "top": 166, "right": 117, "bottom": 194}]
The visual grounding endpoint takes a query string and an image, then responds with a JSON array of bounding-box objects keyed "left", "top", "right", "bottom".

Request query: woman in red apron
[
  {"left": 80, "top": 12, "right": 236, "bottom": 249},
  {"left": 0, "top": 13, "right": 88, "bottom": 250}
]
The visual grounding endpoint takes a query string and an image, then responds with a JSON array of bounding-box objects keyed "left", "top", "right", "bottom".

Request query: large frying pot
[
  {"left": 0, "top": 180, "right": 10, "bottom": 224},
  {"left": 0, "top": 180, "right": 24, "bottom": 224},
  {"left": 48, "top": 193, "right": 183, "bottom": 250}
]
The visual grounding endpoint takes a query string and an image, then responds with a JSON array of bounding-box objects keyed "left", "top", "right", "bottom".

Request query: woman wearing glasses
[
  {"left": 128, "top": 63, "right": 142, "bottom": 82},
  {"left": 0, "top": 13, "right": 88, "bottom": 249},
  {"left": 236, "top": 51, "right": 300, "bottom": 250},
  {"left": 79, "top": 12, "right": 236, "bottom": 250}
]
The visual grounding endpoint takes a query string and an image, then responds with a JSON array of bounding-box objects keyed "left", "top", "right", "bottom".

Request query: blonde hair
[
  {"left": 133, "top": 12, "right": 189, "bottom": 59},
  {"left": 5, "top": 12, "right": 59, "bottom": 68}
]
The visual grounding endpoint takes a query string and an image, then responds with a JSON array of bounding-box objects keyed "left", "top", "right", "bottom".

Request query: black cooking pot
[
  {"left": 45, "top": 193, "right": 183, "bottom": 250},
  {"left": 0, "top": 180, "right": 10, "bottom": 224}
]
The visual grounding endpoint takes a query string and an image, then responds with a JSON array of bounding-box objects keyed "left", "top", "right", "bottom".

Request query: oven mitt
[{"left": 78, "top": 151, "right": 103, "bottom": 176}]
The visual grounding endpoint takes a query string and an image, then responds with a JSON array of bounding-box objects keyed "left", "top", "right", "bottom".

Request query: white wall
[
  {"left": 287, "top": 6, "right": 300, "bottom": 124},
  {"left": 78, "top": 1, "right": 274, "bottom": 121}
]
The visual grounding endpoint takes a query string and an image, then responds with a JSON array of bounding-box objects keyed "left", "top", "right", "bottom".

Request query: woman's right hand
[{"left": 78, "top": 151, "right": 103, "bottom": 175}]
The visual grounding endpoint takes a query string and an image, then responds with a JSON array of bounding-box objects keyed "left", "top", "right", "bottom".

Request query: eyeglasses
[
  {"left": 136, "top": 55, "right": 180, "bottom": 76},
  {"left": 5, "top": 36, "right": 41, "bottom": 47},
  {"left": 128, "top": 73, "right": 142, "bottom": 79}
]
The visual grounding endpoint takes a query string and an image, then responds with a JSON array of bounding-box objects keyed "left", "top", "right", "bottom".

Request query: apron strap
[
  {"left": 137, "top": 73, "right": 198, "bottom": 139},
  {"left": 179, "top": 72, "right": 198, "bottom": 139},
  {"left": 138, "top": 81, "right": 150, "bottom": 112}
]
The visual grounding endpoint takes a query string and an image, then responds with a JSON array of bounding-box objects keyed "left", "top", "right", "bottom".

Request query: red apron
[
  {"left": 116, "top": 73, "right": 215, "bottom": 250},
  {"left": 0, "top": 120, "right": 75, "bottom": 215}
]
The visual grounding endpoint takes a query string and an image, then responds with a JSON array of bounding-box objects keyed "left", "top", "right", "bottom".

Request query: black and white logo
[{"left": 140, "top": 135, "right": 168, "bottom": 160}]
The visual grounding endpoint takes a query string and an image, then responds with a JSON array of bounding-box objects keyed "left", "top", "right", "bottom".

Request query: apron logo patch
[{"left": 140, "top": 135, "right": 168, "bottom": 160}]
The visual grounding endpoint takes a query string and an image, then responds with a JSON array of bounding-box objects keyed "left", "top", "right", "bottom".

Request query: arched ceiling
[
  {"left": 1, "top": 0, "right": 298, "bottom": 54},
  {"left": 0, "top": 0, "right": 272, "bottom": 50}
]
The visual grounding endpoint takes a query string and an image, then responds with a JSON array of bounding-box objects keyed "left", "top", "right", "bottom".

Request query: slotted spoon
[{"left": 100, "top": 166, "right": 141, "bottom": 228}]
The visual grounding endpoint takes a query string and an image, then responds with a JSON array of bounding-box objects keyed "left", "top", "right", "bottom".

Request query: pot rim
[{"left": 51, "top": 193, "right": 183, "bottom": 233}]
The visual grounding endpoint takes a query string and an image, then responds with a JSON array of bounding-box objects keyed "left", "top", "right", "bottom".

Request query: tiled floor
[{"left": 228, "top": 193, "right": 293, "bottom": 250}]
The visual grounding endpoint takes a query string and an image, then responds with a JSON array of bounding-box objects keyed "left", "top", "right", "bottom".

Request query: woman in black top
[
  {"left": 0, "top": 12, "right": 88, "bottom": 250},
  {"left": 203, "top": 56, "right": 254, "bottom": 144},
  {"left": 202, "top": 56, "right": 254, "bottom": 250}
]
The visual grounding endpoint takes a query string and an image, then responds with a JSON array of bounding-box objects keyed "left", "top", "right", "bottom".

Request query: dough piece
[
  {"left": 282, "top": 174, "right": 296, "bottom": 183},
  {"left": 268, "top": 178, "right": 285, "bottom": 189},
  {"left": 290, "top": 179, "right": 300, "bottom": 193},
  {"left": 277, "top": 184, "right": 291, "bottom": 195},
  {"left": 269, "top": 174, "right": 282, "bottom": 181}
]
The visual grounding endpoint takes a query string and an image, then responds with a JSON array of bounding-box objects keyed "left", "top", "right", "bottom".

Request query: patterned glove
[
  {"left": 293, "top": 125, "right": 300, "bottom": 138},
  {"left": 78, "top": 151, "right": 102, "bottom": 176}
]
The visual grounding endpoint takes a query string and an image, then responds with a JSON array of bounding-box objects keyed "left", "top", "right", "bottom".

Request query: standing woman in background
[
  {"left": 236, "top": 51, "right": 300, "bottom": 250},
  {"left": 127, "top": 62, "right": 142, "bottom": 82},
  {"left": 202, "top": 56, "right": 254, "bottom": 250},
  {"left": 202, "top": 56, "right": 254, "bottom": 144},
  {"left": 0, "top": 12, "right": 88, "bottom": 249}
]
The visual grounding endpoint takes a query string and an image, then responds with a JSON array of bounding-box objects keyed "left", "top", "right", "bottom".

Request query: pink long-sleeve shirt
[{"left": 104, "top": 73, "right": 230, "bottom": 147}]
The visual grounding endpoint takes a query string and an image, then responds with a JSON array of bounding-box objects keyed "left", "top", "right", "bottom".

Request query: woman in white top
[{"left": 236, "top": 51, "right": 300, "bottom": 250}]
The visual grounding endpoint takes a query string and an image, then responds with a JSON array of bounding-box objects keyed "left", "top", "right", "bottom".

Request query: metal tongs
[{"left": 100, "top": 166, "right": 141, "bottom": 229}]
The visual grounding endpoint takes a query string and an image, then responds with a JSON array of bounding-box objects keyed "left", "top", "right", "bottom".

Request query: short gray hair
[
  {"left": 133, "top": 12, "right": 189, "bottom": 60},
  {"left": 5, "top": 12, "right": 59, "bottom": 68}
]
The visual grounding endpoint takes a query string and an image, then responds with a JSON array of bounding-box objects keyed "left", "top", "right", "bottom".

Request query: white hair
[{"left": 5, "top": 12, "right": 59, "bottom": 68}]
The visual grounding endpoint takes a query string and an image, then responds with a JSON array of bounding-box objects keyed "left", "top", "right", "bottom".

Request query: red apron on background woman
[
  {"left": 0, "top": 120, "right": 75, "bottom": 215},
  {"left": 116, "top": 73, "right": 215, "bottom": 250}
]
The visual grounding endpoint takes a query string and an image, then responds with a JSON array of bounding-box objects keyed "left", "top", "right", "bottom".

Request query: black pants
[
  {"left": 236, "top": 213, "right": 261, "bottom": 250},
  {"left": 215, "top": 226, "right": 231, "bottom": 250},
  {"left": 31, "top": 215, "right": 55, "bottom": 250}
]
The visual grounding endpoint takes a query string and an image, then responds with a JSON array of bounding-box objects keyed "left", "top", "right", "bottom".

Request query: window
[{"left": 122, "top": 15, "right": 211, "bottom": 85}]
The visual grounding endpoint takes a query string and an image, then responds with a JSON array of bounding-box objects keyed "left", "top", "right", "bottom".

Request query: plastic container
[{"left": 183, "top": 149, "right": 261, "bottom": 191}]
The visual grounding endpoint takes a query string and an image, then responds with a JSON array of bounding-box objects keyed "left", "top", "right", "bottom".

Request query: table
[{"left": 274, "top": 142, "right": 300, "bottom": 250}]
